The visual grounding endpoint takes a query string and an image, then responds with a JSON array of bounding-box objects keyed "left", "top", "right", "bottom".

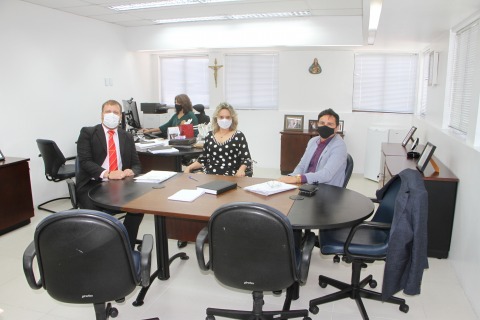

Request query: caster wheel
[
  {"left": 109, "top": 307, "right": 119, "bottom": 318},
  {"left": 319, "top": 281, "right": 327, "bottom": 288},
  {"left": 303, "top": 317, "right": 312, "bottom": 320},
  {"left": 400, "top": 304, "right": 409, "bottom": 313},
  {"left": 180, "top": 255, "right": 190, "bottom": 260},
  {"left": 177, "top": 241, "right": 188, "bottom": 248},
  {"left": 369, "top": 279, "right": 377, "bottom": 288},
  {"left": 206, "top": 315, "right": 215, "bottom": 320},
  {"left": 309, "top": 305, "right": 319, "bottom": 315},
  {"left": 333, "top": 255, "right": 340, "bottom": 263}
]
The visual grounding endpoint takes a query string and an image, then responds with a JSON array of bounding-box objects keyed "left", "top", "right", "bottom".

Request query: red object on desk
[{"left": 180, "top": 124, "right": 194, "bottom": 138}]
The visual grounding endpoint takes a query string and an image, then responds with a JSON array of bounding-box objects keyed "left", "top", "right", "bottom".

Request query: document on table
[
  {"left": 147, "top": 146, "right": 179, "bottom": 154},
  {"left": 134, "top": 170, "right": 177, "bottom": 183},
  {"left": 168, "top": 189, "right": 205, "bottom": 202},
  {"left": 243, "top": 181, "right": 297, "bottom": 196}
]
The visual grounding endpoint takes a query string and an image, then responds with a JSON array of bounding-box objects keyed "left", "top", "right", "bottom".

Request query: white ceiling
[{"left": 19, "top": 0, "right": 480, "bottom": 50}]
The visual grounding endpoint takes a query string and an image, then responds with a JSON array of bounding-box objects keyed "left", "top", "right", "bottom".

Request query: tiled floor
[{"left": 0, "top": 172, "right": 477, "bottom": 320}]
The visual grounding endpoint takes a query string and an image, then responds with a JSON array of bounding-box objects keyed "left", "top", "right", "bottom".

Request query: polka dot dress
[{"left": 197, "top": 130, "right": 252, "bottom": 176}]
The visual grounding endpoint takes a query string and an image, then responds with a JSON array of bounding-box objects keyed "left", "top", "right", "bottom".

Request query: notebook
[
  {"left": 196, "top": 180, "right": 237, "bottom": 195},
  {"left": 134, "top": 170, "right": 177, "bottom": 183}
]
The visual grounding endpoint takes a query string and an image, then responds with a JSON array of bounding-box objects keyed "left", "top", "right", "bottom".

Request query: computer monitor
[
  {"left": 140, "top": 103, "right": 168, "bottom": 114},
  {"left": 122, "top": 99, "right": 142, "bottom": 130}
]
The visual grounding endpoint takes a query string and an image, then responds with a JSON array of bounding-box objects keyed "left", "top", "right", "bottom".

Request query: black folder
[{"left": 197, "top": 180, "right": 237, "bottom": 195}]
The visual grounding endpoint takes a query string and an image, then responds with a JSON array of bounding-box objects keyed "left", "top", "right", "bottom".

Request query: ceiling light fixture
[
  {"left": 154, "top": 11, "right": 311, "bottom": 24},
  {"left": 367, "top": 0, "right": 383, "bottom": 45},
  {"left": 109, "top": 0, "right": 239, "bottom": 11}
]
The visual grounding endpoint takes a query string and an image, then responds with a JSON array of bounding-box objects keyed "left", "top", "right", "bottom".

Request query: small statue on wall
[{"left": 309, "top": 58, "right": 322, "bottom": 74}]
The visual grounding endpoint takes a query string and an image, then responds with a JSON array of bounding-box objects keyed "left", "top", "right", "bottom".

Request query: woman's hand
[{"left": 235, "top": 169, "right": 246, "bottom": 177}]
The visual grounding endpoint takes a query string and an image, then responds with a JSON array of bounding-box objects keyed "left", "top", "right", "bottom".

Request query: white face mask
[
  {"left": 103, "top": 112, "right": 120, "bottom": 129},
  {"left": 217, "top": 118, "right": 232, "bottom": 129}
]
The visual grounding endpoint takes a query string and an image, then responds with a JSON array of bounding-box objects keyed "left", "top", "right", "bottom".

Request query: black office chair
[
  {"left": 343, "top": 153, "right": 354, "bottom": 188},
  {"left": 68, "top": 159, "right": 142, "bottom": 249},
  {"left": 310, "top": 169, "right": 428, "bottom": 319},
  {"left": 196, "top": 202, "right": 315, "bottom": 320},
  {"left": 193, "top": 104, "right": 210, "bottom": 124},
  {"left": 23, "top": 209, "right": 153, "bottom": 320},
  {"left": 36, "top": 139, "right": 76, "bottom": 213}
]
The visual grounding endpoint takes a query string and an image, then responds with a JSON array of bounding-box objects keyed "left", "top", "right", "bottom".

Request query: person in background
[
  {"left": 76, "top": 99, "right": 143, "bottom": 249},
  {"left": 278, "top": 108, "right": 347, "bottom": 187},
  {"left": 141, "top": 94, "right": 198, "bottom": 138},
  {"left": 185, "top": 102, "right": 252, "bottom": 177}
]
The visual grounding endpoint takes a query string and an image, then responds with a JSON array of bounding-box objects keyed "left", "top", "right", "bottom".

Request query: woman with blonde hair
[{"left": 185, "top": 102, "right": 252, "bottom": 176}]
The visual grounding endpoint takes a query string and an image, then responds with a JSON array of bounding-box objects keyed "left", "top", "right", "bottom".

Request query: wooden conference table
[{"left": 89, "top": 173, "right": 374, "bottom": 304}]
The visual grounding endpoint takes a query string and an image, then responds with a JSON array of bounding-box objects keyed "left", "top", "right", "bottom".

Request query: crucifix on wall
[{"left": 209, "top": 59, "right": 223, "bottom": 88}]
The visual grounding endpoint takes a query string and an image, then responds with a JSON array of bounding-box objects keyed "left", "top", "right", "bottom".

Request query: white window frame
[
  {"left": 159, "top": 55, "right": 210, "bottom": 107},
  {"left": 419, "top": 49, "right": 431, "bottom": 116},
  {"left": 353, "top": 53, "right": 418, "bottom": 114},
  {"left": 447, "top": 19, "right": 480, "bottom": 136},
  {"left": 224, "top": 53, "right": 279, "bottom": 110}
]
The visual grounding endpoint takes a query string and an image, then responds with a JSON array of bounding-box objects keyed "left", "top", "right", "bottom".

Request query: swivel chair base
[
  {"left": 37, "top": 196, "right": 72, "bottom": 213},
  {"left": 206, "top": 291, "right": 311, "bottom": 320},
  {"left": 309, "top": 260, "right": 409, "bottom": 320}
]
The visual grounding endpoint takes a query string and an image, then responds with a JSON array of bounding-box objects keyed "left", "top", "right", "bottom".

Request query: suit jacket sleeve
[
  {"left": 118, "top": 129, "right": 141, "bottom": 175},
  {"left": 291, "top": 135, "right": 347, "bottom": 187}
]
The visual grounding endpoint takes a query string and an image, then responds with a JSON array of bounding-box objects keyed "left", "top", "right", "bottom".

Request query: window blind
[
  {"left": 353, "top": 53, "right": 418, "bottom": 113},
  {"left": 160, "top": 56, "right": 209, "bottom": 106},
  {"left": 225, "top": 54, "right": 279, "bottom": 110},
  {"left": 449, "top": 20, "right": 480, "bottom": 133}
]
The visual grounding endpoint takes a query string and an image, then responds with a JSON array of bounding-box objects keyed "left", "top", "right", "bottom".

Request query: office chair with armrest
[
  {"left": 23, "top": 209, "right": 153, "bottom": 320},
  {"left": 310, "top": 169, "right": 428, "bottom": 319},
  {"left": 69, "top": 159, "right": 142, "bottom": 249},
  {"left": 193, "top": 104, "right": 210, "bottom": 124},
  {"left": 36, "top": 139, "right": 76, "bottom": 213},
  {"left": 343, "top": 153, "right": 354, "bottom": 188},
  {"left": 196, "top": 202, "right": 315, "bottom": 320}
]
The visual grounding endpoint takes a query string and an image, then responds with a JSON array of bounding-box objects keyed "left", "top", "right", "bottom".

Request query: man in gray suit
[
  {"left": 76, "top": 99, "right": 143, "bottom": 248},
  {"left": 279, "top": 108, "right": 347, "bottom": 187}
]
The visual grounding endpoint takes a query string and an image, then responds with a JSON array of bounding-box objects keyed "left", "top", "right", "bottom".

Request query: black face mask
[
  {"left": 175, "top": 104, "right": 182, "bottom": 113},
  {"left": 317, "top": 125, "right": 335, "bottom": 139}
]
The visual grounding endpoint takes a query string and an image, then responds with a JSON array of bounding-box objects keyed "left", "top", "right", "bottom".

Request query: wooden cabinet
[
  {"left": 280, "top": 130, "right": 318, "bottom": 175},
  {"left": 381, "top": 143, "right": 458, "bottom": 258},
  {"left": 0, "top": 157, "right": 34, "bottom": 235}
]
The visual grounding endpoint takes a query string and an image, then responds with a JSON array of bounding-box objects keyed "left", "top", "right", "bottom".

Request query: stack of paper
[
  {"left": 168, "top": 189, "right": 205, "bottom": 202},
  {"left": 134, "top": 170, "right": 177, "bottom": 183},
  {"left": 147, "top": 145, "right": 179, "bottom": 154},
  {"left": 135, "top": 140, "right": 167, "bottom": 151},
  {"left": 243, "top": 181, "right": 297, "bottom": 196}
]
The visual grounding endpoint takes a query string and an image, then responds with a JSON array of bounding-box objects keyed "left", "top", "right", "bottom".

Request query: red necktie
[{"left": 108, "top": 130, "right": 118, "bottom": 172}]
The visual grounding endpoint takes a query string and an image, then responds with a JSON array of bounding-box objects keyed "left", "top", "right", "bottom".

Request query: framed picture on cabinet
[
  {"left": 337, "top": 120, "right": 344, "bottom": 134},
  {"left": 0, "top": 149, "right": 4, "bottom": 161},
  {"left": 308, "top": 120, "right": 317, "bottom": 132},
  {"left": 284, "top": 115, "right": 304, "bottom": 131},
  {"left": 416, "top": 142, "right": 436, "bottom": 172}
]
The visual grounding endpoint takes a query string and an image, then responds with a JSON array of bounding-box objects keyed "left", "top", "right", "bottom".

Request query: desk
[
  {"left": 380, "top": 143, "right": 458, "bottom": 258},
  {"left": 137, "top": 148, "right": 202, "bottom": 173},
  {"left": 137, "top": 148, "right": 203, "bottom": 241},
  {"left": 89, "top": 174, "right": 374, "bottom": 304},
  {"left": 0, "top": 158, "right": 34, "bottom": 235}
]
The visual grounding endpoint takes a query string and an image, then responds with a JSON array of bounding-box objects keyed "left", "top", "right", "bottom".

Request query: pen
[{"left": 189, "top": 175, "right": 199, "bottom": 182}]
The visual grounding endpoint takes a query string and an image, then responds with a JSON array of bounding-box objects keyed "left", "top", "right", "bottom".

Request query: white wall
[
  {"left": 0, "top": 0, "right": 152, "bottom": 205},
  {"left": 415, "top": 28, "right": 480, "bottom": 317}
]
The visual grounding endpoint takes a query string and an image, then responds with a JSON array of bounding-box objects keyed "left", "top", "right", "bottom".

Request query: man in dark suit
[{"left": 76, "top": 99, "right": 143, "bottom": 248}]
